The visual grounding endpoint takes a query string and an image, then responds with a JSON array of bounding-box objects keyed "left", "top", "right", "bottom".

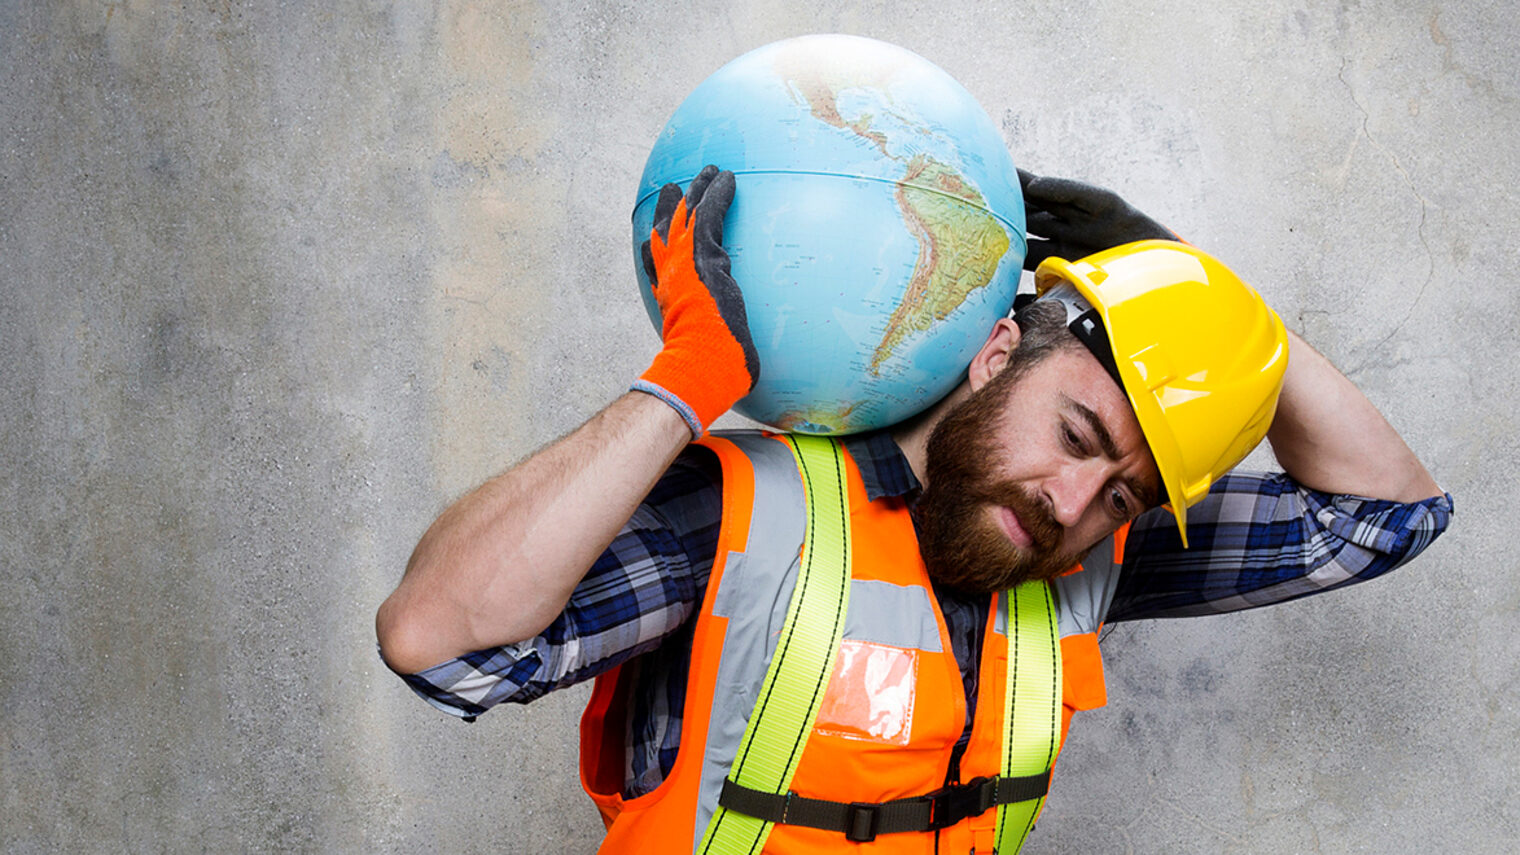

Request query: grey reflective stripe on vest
[
  {"left": 699, "top": 434, "right": 810, "bottom": 852},
  {"left": 1052, "top": 536, "right": 1122, "bottom": 638},
  {"left": 843, "top": 579, "right": 943, "bottom": 653},
  {"left": 995, "top": 536, "right": 1122, "bottom": 640}
]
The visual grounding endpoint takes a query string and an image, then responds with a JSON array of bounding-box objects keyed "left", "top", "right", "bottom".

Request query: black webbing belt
[{"left": 718, "top": 772, "right": 1051, "bottom": 843}]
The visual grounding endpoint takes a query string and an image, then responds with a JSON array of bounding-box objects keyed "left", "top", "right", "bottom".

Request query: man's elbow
[
  {"left": 1398, "top": 468, "right": 1446, "bottom": 504},
  {"left": 375, "top": 593, "right": 445, "bottom": 676}
]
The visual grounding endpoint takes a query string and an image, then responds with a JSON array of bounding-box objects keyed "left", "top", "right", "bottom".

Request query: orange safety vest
[{"left": 581, "top": 433, "right": 1125, "bottom": 853}]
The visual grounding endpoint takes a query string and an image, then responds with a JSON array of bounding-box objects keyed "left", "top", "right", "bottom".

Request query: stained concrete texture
[{"left": 0, "top": 1, "right": 1512, "bottom": 852}]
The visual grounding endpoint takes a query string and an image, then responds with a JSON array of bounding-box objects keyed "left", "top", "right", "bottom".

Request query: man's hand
[
  {"left": 1019, "top": 168, "right": 1178, "bottom": 269},
  {"left": 634, "top": 165, "right": 759, "bottom": 437}
]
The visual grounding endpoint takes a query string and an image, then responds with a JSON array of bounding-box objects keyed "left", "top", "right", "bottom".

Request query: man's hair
[{"left": 1007, "top": 298, "right": 1085, "bottom": 380}]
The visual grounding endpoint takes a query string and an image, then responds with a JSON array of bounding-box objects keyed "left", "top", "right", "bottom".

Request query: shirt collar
[{"left": 841, "top": 430, "right": 922, "bottom": 502}]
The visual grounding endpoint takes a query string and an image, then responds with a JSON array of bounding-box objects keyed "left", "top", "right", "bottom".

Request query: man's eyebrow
[
  {"left": 1061, "top": 394, "right": 1160, "bottom": 508},
  {"left": 1061, "top": 394, "right": 1120, "bottom": 461}
]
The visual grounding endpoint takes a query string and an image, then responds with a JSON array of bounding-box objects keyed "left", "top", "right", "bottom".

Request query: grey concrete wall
[{"left": 1, "top": 1, "right": 1512, "bottom": 852}]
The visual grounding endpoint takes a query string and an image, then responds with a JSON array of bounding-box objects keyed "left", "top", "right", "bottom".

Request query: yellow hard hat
[{"left": 1033, "top": 240, "right": 1289, "bottom": 547}]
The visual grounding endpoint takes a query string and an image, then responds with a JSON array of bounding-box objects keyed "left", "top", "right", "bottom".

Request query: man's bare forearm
[
  {"left": 375, "top": 392, "right": 691, "bottom": 674},
  {"left": 1266, "top": 330, "right": 1442, "bottom": 503}
]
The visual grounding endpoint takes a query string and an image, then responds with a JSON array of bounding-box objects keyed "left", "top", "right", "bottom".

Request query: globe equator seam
[{"left": 634, "top": 169, "right": 1026, "bottom": 238}]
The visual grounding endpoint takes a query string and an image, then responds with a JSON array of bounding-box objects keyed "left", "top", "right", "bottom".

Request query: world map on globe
[{"left": 634, "top": 35, "right": 1025, "bottom": 434}]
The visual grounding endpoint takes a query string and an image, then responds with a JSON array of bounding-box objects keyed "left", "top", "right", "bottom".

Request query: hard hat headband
[{"left": 1033, "top": 282, "right": 1124, "bottom": 392}]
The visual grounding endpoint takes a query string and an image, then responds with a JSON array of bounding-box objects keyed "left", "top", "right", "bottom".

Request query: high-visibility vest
[{"left": 581, "top": 433, "right": 1125, "bottom": 853}]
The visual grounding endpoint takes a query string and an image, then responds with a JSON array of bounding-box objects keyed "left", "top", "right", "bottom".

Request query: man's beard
[{"left": 915, "top": 363, "right": 1090, "bottom": 593}]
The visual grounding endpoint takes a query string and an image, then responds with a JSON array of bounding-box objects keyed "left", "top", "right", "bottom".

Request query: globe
[{"left": 633, "top": 34, "right": 1025, "bottom": 434}]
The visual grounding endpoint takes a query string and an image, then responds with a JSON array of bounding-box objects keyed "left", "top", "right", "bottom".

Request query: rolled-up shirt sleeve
[
  {"left": 391, "top": 449, "right": 722, "bottom": 720},
  {"left": 1107, "top": 469, "right": 1454, "bottom": 623}
]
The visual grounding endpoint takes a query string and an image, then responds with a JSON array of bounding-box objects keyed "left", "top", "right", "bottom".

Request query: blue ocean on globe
[{"left": 634, "top": 34, "right": 1025, "bottom": 434}]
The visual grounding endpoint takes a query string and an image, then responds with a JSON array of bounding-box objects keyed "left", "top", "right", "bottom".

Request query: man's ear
[{"left": 967, "top": 318, "right": 1022, "bottom": 392}]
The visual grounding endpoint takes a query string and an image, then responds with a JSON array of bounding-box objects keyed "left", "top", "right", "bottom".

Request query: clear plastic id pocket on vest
[{"left": 813, "top": 639, "right": 919, "bottom": 746}]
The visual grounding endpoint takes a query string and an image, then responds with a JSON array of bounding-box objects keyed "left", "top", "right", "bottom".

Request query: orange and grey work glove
[
  {"left": 1018, "top": 168, "right": 1180, "bottom": 271},
  {"left": 631, "top": 165, "right": 760, "bottom": 438}
]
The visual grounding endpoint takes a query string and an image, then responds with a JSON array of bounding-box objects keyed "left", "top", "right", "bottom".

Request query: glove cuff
[
  {"left": 630, "top": 378, "right": 705, "bottom": 439},
  {"left": 636, "top": 319, "right": 755, "bottom": 438}
]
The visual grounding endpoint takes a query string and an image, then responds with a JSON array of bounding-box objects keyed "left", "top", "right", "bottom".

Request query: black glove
[{"left": 1019, "top": 168, "right": 1178, "bottom": 271}]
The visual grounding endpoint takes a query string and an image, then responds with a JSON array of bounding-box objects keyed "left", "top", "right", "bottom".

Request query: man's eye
[
  {"left": 1109, "top": 487, "right": 1131, "bottom": 518},
  {"left": 1062, "top": 425, "right": 1082, "bottom": 452}
]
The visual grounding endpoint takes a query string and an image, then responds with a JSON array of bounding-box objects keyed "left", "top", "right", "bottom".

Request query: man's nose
[{"left": 1045, "top": 460, "right": 1107, "bottom": 528}]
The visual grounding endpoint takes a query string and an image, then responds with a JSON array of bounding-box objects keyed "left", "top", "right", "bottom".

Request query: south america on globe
[{"left": 634, "top": 34, "right": 1025, "bottom": 434}]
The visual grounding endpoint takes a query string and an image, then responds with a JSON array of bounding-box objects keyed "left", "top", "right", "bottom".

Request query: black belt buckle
[
  {"left": 845, "top": 801, "right": 880, "bottom": 842},
  {"left": 927, "top": 776, "right": 998, "bottom": 831}
]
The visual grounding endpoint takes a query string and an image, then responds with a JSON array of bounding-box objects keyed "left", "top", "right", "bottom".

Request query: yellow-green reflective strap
[
  {"left": 698, "top": 435, "right": 852, "bottom": 855},
  {"left": 993, "top": 581, "right": 1062, "bottom": 853}
]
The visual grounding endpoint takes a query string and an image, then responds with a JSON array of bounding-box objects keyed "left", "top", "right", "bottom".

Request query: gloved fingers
[
  {"left": 652, "top": 181, "right": 685, "bottom": 243},
  {"left": 641, "top": 239, "right": 658, "bottom": 285},
  {"left": 1017, "top": 167, "right": 1054, "bottom": 201},
  {"left": 1019, "top": 167, "right": 1068, "bottom": 203},
  {"left": 652, "top": 164, "right": 723, "bottom": 251},
  {"left": 1024, "top": 193, "right": 1096, "bottom": 226},
  {"left": 1024, "top": 210, "right": 1076, "bottom": 237},
  {"left": 688, "top": 169, "right": 756, "bottom": 381},
  {"left": 690, "top": 168, "right": 734, "bottom": 257},
  {"left": 684, "top": 164, "right": 720, "bottom": 214},
  {"left": 1020, "top": 170, "right": 1108, "bottom": 213}
]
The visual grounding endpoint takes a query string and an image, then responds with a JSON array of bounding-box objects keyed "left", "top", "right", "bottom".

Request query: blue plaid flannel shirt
[{"left": 393, "top": 431, "right": 1452, "bottom": 797}]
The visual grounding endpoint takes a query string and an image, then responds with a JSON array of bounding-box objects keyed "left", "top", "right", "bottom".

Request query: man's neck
[{"left": 890, "top": 380, "right": 972, "bottom": 489}]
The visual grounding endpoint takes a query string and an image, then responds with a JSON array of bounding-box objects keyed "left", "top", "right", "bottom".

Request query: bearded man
[{"left": 375, "top": 167, "right": 1451, "bottom": 853}]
